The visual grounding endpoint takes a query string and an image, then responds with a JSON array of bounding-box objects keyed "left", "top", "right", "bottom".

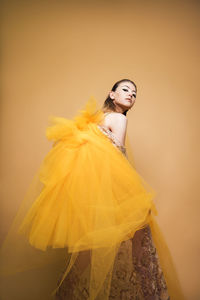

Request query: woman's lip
[{"left": 126, "top": 98, "right": 131, "bottom": 101}]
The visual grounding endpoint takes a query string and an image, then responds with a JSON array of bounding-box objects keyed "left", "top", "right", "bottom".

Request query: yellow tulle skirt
[{"left": 0, "top": 98, "right": 185, "bottom": 300}]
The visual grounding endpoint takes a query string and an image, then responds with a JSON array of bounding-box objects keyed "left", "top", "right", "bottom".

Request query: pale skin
[{"left": 102, "top": 81, "right": 137, "bottom": 146}]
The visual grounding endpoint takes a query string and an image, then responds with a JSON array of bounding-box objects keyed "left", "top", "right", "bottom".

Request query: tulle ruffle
[{"left": 0, "top": 97, "right": 185, "bottom": 300}]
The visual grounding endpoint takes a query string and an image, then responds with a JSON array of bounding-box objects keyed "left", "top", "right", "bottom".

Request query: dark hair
[{"left": 102, "top": 79, "right": 137, "bottom": 116}]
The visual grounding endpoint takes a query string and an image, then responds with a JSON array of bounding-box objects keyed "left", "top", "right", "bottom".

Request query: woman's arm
[{"left": 103, "top": 113, "right": 128, "bottom": 146}]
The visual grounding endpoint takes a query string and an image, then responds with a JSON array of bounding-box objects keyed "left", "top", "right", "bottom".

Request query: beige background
[{"left": 1, "top": 0, "right": 200, "bottom": 299}]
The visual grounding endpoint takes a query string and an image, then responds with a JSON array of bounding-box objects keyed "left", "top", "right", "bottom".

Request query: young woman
[
  {"left": 55, "top": 79, "right": 171, "bottom": 300},
  {"left": 0, "top": 79, "right": 184, "bottom": 300}
]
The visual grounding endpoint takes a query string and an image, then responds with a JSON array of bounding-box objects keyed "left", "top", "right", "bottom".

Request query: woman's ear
[{"left": 109, "top": 91, "right": 115, "bottom": 100}]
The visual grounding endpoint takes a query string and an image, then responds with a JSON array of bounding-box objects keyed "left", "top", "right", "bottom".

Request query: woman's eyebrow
[{"left": 122, "top": 85, "right": 136, "bottom": 93}]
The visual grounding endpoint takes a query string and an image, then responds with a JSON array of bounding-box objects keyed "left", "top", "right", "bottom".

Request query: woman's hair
[{"left": 102, "top": 79, "right": 137, "bottom": 116}]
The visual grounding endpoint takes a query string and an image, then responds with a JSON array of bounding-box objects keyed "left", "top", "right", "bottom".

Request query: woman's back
[
  {"left": 97, "top": 112, "right": 127, "bottom": 155},
  {"left": 101, "top": 112, "right": 127, "bottom": 146}
]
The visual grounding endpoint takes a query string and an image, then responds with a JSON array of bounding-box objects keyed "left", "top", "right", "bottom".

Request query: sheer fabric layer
[{"left": 0, "top": 97, "right": 185, "bottom": 300}]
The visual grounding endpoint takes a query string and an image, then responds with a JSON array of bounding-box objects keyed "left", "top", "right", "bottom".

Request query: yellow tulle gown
[{"left": 0, "top": 97, "right": 185, "bottom": 300}]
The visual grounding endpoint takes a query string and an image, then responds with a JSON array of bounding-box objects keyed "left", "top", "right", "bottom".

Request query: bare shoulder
[
  {"left": 104, "top": 112, "right": 127, "bottom": 126},
  {"left": 105, "top": 112, "right": 127, "bottom": 120}
]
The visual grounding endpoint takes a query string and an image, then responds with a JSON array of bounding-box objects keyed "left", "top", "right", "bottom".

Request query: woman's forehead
[{"left": 118, "top": 82, "right": 136, "bottom": 92}]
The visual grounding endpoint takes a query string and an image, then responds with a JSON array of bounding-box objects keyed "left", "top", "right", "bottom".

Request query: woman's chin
[{"left": 124, "top": 103, "right": 134, "bottom": 110}]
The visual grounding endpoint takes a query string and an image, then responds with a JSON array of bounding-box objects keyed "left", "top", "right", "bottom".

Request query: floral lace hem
[{"left": 56, "top": 226, "right": 169, "bottom": 300}]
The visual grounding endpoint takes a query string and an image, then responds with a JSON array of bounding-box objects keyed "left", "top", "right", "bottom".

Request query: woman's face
[{"left": 110, "top": 81, "right": 137, "bottom": 112}]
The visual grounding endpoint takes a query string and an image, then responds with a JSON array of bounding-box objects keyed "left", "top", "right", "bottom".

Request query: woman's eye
[{"left": 122, "top": 88, "right": 136, "bottom": 98}]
